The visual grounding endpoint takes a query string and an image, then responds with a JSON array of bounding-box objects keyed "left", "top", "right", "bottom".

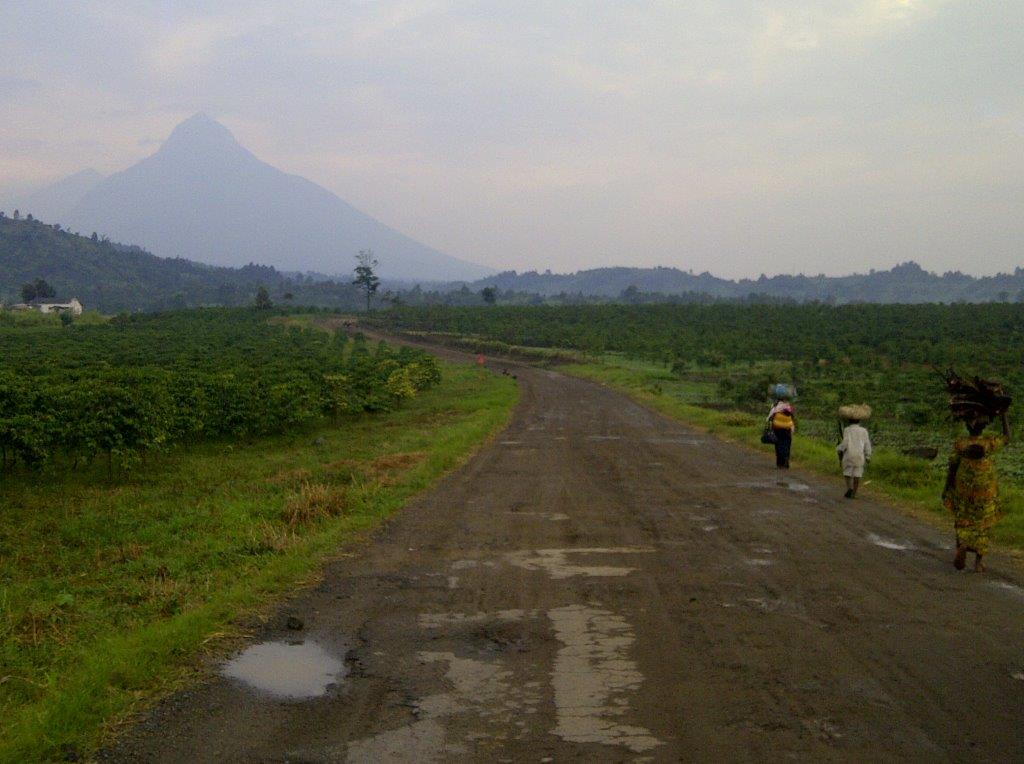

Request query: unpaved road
[{"left": 104, "top": 357, "right": 1024, "bottom": 762}]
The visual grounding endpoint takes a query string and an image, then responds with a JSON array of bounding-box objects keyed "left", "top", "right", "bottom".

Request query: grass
[
  {"left": 561, "top": 356, "right": 1024, "bottom": 552},
  {"left": 0, "top": 360, "right": 517, "bottom": 762}
]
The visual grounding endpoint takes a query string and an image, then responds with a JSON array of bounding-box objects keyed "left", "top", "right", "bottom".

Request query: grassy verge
[
  {"left": 0, "top": 361, "right": 517, "bottom": 762},
  {"left": 562, "top": 357, "right": 1024, "bottom": 551}
]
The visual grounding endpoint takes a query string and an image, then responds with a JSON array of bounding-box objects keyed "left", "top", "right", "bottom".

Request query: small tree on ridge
[{"left": 353, "top": 250, "right": 380, "bottom": 312}]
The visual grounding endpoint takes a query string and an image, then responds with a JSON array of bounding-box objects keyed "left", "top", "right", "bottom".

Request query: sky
[{"left": 1, "top": 0, "right": 1022, "bottom": 278}]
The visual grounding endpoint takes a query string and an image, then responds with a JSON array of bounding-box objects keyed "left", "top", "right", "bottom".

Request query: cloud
[{"left": 150, "top": 10, "right": 276, "bottom": 72}]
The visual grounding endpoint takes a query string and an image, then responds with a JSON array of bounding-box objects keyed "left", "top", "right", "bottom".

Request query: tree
[
  {"left": 33, "top": 278, "right": 56, "bottom": 300},
  {"left": 353, "top": 250, "right": 380, "bottom": 312},
  {"left": 254, "top": 285, "right": 273, "bottom": 310},
  {"left": 20, "top": 283, "right": 36, "bottom": 303},
  {"left": 480, "top": 286, "right": 497, "bottom": 305}
]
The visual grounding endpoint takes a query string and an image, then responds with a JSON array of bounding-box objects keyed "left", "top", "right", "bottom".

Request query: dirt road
[{"left": 105, "top": 358, "right": 1024, "bottom": 762}]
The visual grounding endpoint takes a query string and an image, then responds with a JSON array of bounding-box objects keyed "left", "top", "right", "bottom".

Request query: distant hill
[
  {"left": 464, "top": 263, "right": 1024, "bottom": 304},
  {"left": 0, "top": 215, "right": 363, "bottom": 312},
  {"left": 4, "top": 213, "right": 1022, "bottom": 311},
  {"left": 16, "top": 113, "right": 492, "bottom": 282}
]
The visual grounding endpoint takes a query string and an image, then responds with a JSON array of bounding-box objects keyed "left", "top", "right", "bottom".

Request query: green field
[
  {"left": 0, "top": 311, "right": 517, "bottom": 761},
  {"left": 369, "top": 304, "right": 1024, "bottom": 551}
]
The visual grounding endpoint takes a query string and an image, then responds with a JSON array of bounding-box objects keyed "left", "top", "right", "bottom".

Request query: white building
[{"left": 36, "top": 298, "right": 84, "bottom": 315}]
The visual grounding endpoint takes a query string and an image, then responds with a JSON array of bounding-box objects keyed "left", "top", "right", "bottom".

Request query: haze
[{"left": 2, "top": 1, "right": 1022, "bottom": 278}]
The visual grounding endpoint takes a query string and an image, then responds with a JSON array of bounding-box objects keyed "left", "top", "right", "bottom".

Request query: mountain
[
  {"left": 0, "top": 215, "right": 364, "bottom": 312},
  {"left": 49, "top": 114, "right": 491, "bottom": 282},
  {"left": 10, "top": 169, "right": 104, "bottom": 224}
]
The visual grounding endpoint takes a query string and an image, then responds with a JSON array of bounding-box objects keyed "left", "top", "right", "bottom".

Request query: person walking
[
  {"left": 767, "top": 397, "right": 796, "bottom": 481},
  {"left": 942, "top": 371, "right": 1012, "bottom": 572},
  {"left": 837, "top": 407, "right": 872, "bottom": 499}
]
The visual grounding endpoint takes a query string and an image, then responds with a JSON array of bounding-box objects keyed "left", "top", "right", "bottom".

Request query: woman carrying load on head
[
  {"left": 837, "top": 405, "right": 873, "bottom": 499},
  {"left": 942, "top": 371, "right": 1012, "bottom": 573},
  {"left": 767, "top": 385, "right": 797, "bottom": 478}
]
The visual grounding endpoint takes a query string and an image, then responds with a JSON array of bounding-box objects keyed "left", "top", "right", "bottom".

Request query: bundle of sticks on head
[{"left": 944, "top": 369, "right": 1012, "bottom": 421}]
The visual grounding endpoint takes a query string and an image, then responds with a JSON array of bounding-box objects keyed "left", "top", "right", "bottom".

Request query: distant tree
[
  {"left": 59, "top": 312, "right": 73, "bottom": 327},
  {"left": 480, "top": 286, "right": 497, "bottom": 305},
  {"left": 13, "top": 209, "right": 20, "bottom": 220},
  {"left": 33, "top": 278, "right": 56, "bottom": 299},
  {"left": 352, "top": 250, "right": 380, "bottom": 312},
  {"left": 26, "top": 213, "right": 33, "bottom": 221},
  {"left": 254, "top": 285, "right": 273, "bottom": 310},
  {"left": 283, "top": 292, "right": 294, "bottom": 301},
  {"left": 21, "top": 278, "right": 55, "bottom": 303},
  {"left": 620, "top": 285, "right": 641, "bottom": 304},
  {"left": 91, "top": 232, "right": 99, "bottom": 242},
  {"left": 998, "top": 291, "right": 1009, "bottom": 303}
]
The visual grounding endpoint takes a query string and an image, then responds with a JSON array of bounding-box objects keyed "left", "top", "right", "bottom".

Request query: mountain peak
[{"left": 159, "top": 113, "right": 246, "bottom": 157}]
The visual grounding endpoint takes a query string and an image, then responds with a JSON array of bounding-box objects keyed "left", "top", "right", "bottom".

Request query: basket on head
[{"left": 838, "top": 404, "right": 872, "bottom": 421}]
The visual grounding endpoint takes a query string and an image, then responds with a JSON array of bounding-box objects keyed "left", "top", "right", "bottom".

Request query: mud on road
[{"left": 104, "top": 355, "right": 1024, "bottom": 762}]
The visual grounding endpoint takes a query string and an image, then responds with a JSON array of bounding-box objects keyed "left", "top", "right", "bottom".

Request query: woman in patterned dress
[{"left": 943, "top": 408, "right": 1010, "bottom": 573}]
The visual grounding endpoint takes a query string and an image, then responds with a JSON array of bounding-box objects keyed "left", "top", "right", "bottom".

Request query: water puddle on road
[
  {"left": 987, "top": 580, "right": 1024, "bottom": 603},
  {"left": 866, "top": 533, "right": 914, "bottom": 551},
  {"left": 221, "top": 640, "right": 346, "bottom": 699}
]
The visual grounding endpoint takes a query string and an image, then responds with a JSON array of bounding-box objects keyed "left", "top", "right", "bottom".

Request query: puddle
[
  {"left": 743, "top": 558, "right": 774, "bottom": 567},
  {"left": 506, "top": 547, "right": 655, "bottom": 579},
  {"left": 221, "top": 640, "right": 345, "bottom": 699},
  {"left": 702, "top": 525, "right": 719, "bottom": 532},
  {"left": 866, "top": 533, "right": 913, "bottom": 551},
  {"left": 549, "top": 605, "right": 662, "bottom": 753},
  {"left": 787, "top": 482, "right": 810, "bottom": 492},
  {"left": 987, "top": 580, "right": 1024, "bottom": 602},
  {"left": 586, "top": 435, "right": 623, "bottom": 441}
]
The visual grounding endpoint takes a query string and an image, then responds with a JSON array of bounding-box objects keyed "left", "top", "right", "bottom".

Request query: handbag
[{"left": 761, "top": 427, "right": 778, "bottom": 445}]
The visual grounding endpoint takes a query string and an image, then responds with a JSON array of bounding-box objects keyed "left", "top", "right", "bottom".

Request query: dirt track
[{"left": 105, "top": 354, "right": 1024, "bottom": 762}]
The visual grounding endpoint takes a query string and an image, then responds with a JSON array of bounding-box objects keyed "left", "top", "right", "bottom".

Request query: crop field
[
  {"left": 0, "top": 309, "right": 517, "bottom": 760},
  {"left": 371, "top": 303, "right": 1024, "bottom": 547}
]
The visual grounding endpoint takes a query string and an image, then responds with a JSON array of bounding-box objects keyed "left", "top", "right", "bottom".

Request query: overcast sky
[{"left": 2, "top": 1, "right": 1022, "bottom": 277}]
